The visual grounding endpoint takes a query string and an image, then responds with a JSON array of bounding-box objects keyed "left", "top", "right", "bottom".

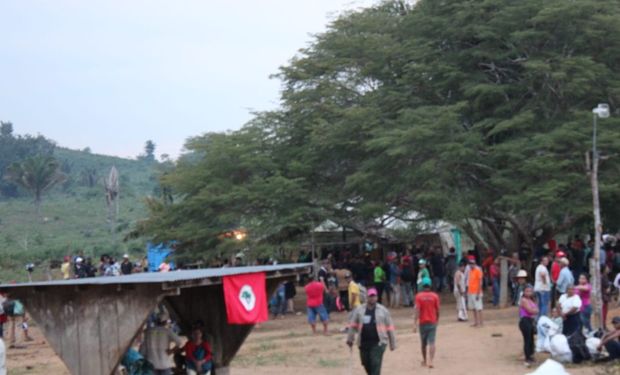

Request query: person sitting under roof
[{"left": 183, "top": 321, "right": 213, "bottom": 375}]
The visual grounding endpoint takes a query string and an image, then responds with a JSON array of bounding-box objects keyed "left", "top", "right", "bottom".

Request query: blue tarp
[{"left": 146, "top": 242, "right": 175, "bottom": 272}]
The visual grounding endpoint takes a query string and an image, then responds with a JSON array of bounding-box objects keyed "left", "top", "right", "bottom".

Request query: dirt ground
[{"left": 6, "top": 294, "right": 620, "bottom": 375}]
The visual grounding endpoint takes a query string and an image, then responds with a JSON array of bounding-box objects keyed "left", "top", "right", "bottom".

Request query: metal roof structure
[
  {"left": 0, "top": 263, "right": 312, "bottom": 288},
  {"left": 4, "top": 263, "right": 312, "bottom": 375}
]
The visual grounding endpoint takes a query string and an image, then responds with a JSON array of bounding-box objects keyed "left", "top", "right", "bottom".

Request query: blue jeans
[
  {"left": 536, "top": 291, "right": 550, "bottom": 318},
  {"left": 492, "top": 278, "right": 500, "bottom": 306},
  {"left": 307, "top": 304, "right": 329, "bottom": 323},
  {"left": 400, "top": 282, "right": 413, "bottom": 306},
  {"left": 581, "top": 304, "right": 593, "bottom": 332}
]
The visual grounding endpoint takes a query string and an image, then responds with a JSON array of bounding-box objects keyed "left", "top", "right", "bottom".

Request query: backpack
[{"left": 567, "top": 331, "right": 591, "bottom": 364}]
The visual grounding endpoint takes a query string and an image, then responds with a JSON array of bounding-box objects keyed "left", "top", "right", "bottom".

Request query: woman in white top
[{"left": 558, "top": 285, "right": 582, "bottom": 336}]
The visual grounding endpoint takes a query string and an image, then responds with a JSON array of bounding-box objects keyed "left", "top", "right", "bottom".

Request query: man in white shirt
[
  {"left": 558, "top": 285, "right": 582, "bottom": 336},
  {"left": 534, "top": 256, "right": 551, "bottom": 318}
]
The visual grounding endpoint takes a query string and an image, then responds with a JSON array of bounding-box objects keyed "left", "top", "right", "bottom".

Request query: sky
[{"left": 0, "top": 0, "right": 376, "bottom": 159}]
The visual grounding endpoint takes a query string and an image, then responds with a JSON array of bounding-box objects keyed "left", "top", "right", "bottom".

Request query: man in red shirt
[
  {"left": 304, "top": 274, "right": 329, "bottom": 334},
  {"left": 414, "top": 279, "right": 440, "bottom": 368}
]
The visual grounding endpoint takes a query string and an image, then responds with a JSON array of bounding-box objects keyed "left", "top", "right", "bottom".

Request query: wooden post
[{"left": 499, "top": 258, "right": 509, "bottom": 308}]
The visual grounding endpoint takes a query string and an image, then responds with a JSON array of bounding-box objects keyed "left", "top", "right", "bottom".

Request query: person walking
[
  {"left": 575, "top": 273, "right": 593, "bottom": 333},
  {"left": 304, "top": 275, "right": 330, "bottom": 335},
  {"left": 453, "top": 260, "right": 468, "bottom": 322},
  {"left": 518, "top": 285, "right": 539, "bottom": 368},
  {"left": 534, "top": 256, "right": 551, "bottom": 318},
  {"left": 413, "top": 279, "right": 440, "bottom": 368},
  {"left": 467, "top": 256, "right": 484, "bottom": 327},
  {"left": 347, "top": 288, "right": 396, "bottom": 375}
]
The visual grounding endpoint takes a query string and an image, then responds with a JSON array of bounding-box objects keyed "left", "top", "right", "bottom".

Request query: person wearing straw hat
[
  {"left": 347, "top": 287, "right": 396, "bottom": 375},
  {"left": 514, "top": 269, "right": 529, "bottom": 306},
  {"left": 414, "top": 278, "right": 440, "bottom": 368}
]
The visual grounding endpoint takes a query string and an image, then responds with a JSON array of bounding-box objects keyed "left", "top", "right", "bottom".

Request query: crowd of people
[
  {"left": 282, "top": 239, "right": 620, "bottom": 373},
  {"left": 60, "top": 253, "right": 153, "bottom": 279}
]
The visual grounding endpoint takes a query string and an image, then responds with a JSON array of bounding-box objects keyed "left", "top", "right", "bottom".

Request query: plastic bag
[{"left": 549, "top": 334, "right": 573, "bottom": 363}]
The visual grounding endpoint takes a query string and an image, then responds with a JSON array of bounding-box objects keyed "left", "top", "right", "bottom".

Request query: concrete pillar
[{"left": 499, "top": 258, "right": 509, "bottom": 308}]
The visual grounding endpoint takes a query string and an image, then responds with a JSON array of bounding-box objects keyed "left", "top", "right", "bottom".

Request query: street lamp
[{"left": 590, "top": 103, "right": 609, "bottom": 330}]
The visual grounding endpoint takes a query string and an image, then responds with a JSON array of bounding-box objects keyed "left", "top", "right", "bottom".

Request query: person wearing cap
[
  {"left": 74, "top": 257, "right": 88, "bottom": 279},
  {"left": 467, "top": 256, "right": 484, "bottom": 327},
  {"left": 416, "top": 259, "right": 431, "bottom": 292},
  {"left": 121, "top": 254, "right": 133, "bottom": 275},
  {"left": 414, "top": 278, "right": 440, "bottom": 368},
  {"left": 597, "top": 316, "right": 620, "bottom": 360},
  {"left": 555, "top": 258, "right": 574, "bottom": 296},
  {"left": 141, "top": 310, "right": 183, "bottom": 375},
  {"left": 453, "top": 260, "right": 468, "bottom": 322},
  {"left": 534, "top": 256, "right": 551, "bottom": 318},
  {"left": 347, "top": 287, "right": 396, "bottom": 375}
]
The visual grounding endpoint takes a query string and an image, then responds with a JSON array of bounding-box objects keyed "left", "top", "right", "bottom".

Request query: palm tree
[{"left": 5, "top": 155, "right": 66, "bottom": 215}]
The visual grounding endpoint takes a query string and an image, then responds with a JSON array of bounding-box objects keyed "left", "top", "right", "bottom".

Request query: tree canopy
[{"left": 139, "top": 0, "right": 620, "bottom": 261}]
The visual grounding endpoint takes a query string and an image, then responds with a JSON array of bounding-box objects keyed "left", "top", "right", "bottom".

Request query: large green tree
[
  {"left": 5, "top": 155, "right": 67, "bottom": 215},
  {"left": 140, "top": 0, "right": 620, "bottom": 262}
]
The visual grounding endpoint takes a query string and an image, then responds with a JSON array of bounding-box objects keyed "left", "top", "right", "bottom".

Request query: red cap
[
  {"left": 467, "top": 255, "right": 476, "bottom": 262},
  {"left": 556, "top": 251, "right": 566, "bottom": 257}
]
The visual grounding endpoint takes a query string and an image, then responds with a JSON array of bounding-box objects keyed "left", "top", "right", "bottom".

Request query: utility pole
[{"left": 589, "top": 103, "right": 610, "bottom": 330}]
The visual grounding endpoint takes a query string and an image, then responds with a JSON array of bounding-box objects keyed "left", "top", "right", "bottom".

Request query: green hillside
[{"left": 0, "top": 147, "right": 159, "bottom": 282}]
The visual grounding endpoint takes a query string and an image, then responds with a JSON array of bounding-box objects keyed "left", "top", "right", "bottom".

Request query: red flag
[{"left": 223, "top": 272, "right": 268, "bottom": 324}]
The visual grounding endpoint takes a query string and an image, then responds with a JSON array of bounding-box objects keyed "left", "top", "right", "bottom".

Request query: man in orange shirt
[
  {"left": 414, "top": 279, "right": 440, "bottom": 368},
  {"left": 467, "top": 256, "right": 484, "bottom": 327}
]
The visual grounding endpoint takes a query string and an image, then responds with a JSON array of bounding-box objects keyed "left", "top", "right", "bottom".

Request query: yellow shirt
[
  {"left": 348, "top": 281, "right": 361, "bottom": 308},
  {"left": 61, "top": 262, "right": 71, "bottom": 279}
]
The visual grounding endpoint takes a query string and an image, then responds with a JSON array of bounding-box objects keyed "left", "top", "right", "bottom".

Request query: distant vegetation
[{"left": 0, "top": 124, "right": 160, "bottom": 282}]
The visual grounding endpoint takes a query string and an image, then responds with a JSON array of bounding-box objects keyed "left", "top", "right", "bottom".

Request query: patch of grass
[{"left": 318, "top": 358, "right": 343, "bottom": 367}]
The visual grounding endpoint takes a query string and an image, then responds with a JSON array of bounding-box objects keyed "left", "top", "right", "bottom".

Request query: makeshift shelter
[{"left": 0, "top": 264, "right": 310, "bottom": 375}]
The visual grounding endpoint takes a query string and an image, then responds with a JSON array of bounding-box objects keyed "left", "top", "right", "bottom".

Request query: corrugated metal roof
[{"left": 0, "top": 263, "right": 312, "bottom": 289}]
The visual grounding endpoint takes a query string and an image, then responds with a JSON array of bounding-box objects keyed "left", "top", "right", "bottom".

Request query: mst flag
[{"left": 223, "top": 272, "right": 268, "bottom": 324}]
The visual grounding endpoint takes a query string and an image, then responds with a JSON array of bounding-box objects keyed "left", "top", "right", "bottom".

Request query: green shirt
[{"left": 374, "top": 266, "right": 386, "bottom": 283}]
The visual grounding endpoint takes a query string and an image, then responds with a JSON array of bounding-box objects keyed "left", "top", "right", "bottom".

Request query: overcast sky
[{"left": 0, "top": 0, "right": 376, "bottom": 159}]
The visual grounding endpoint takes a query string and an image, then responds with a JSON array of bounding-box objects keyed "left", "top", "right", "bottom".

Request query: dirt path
[
  {"left": 5, "top": 296, "right": 618, "bottom": 374},
  {"left": 233, "top": 300, "right": 612, "bottom": 375}
]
